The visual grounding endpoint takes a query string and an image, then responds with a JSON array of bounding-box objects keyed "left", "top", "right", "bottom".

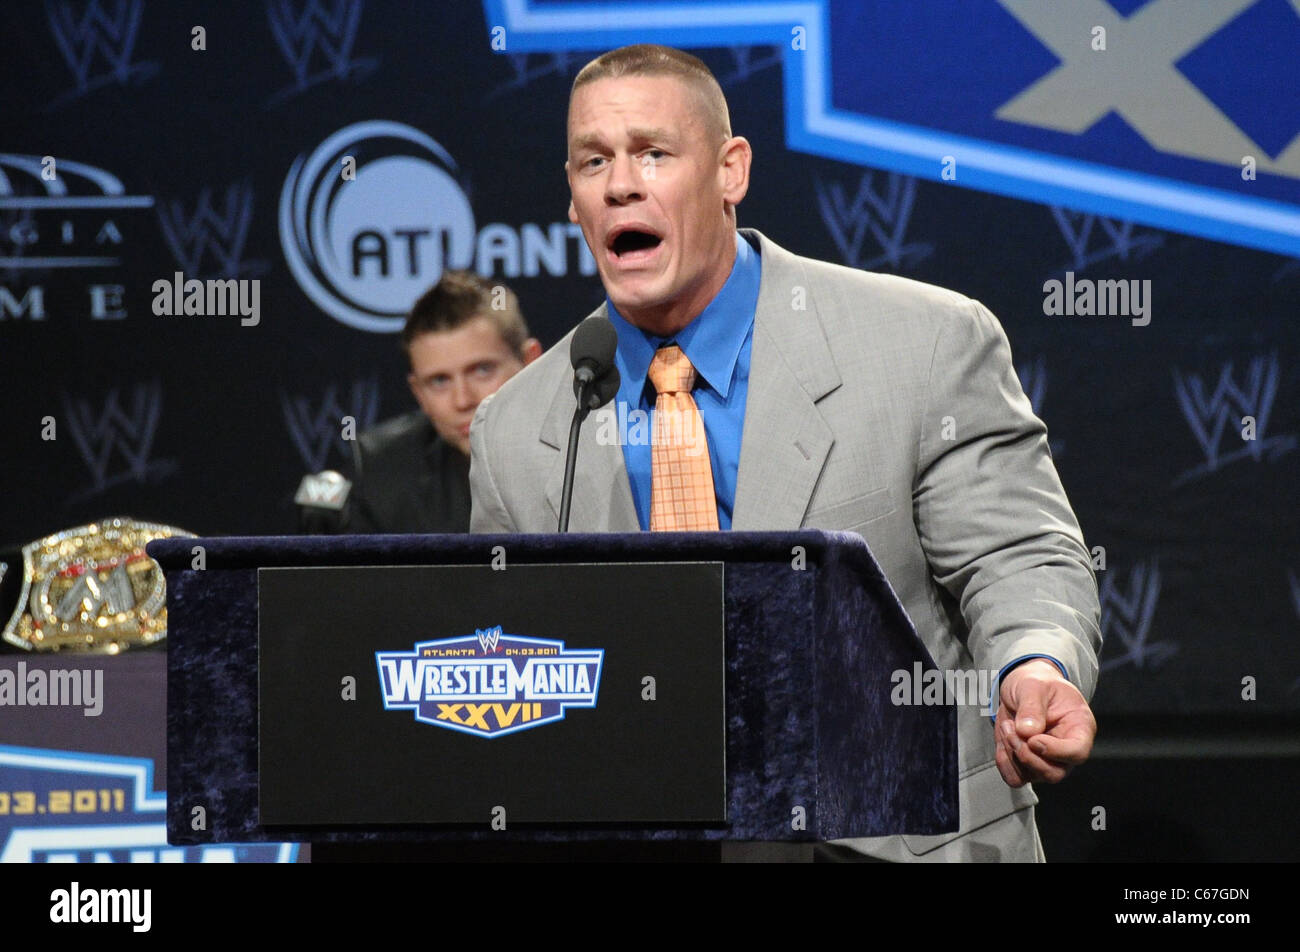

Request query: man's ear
[
  {"left": 521, "top": 337, "right": 543, "bottom": 365},
  {"left": 718, "top": 136, "right": 752, "bottom": 208},
  {"left": 564, "top": 160, "right": 580, "bottom": 224}
]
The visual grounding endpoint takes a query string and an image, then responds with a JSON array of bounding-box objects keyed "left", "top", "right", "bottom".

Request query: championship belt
[{"left": 1, "top": 518, "right": 194, "bottom": 653}]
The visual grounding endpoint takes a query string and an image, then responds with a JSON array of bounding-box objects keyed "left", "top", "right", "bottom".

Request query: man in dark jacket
[{"left": 299, "top": 271, "right": 541, "bottom": 533}]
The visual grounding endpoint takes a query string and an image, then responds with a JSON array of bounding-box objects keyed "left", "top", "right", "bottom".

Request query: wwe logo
[
  {"left": 266, "top": 0, "right": 377, "bottom": 104},
  {"left": 489, "top": 52, "right": 582, "bottom": 100},
  {"left": 1015, "top": 355, "right": 1065, "bottom": 457},
  {"left": 814, "top": 172, "right": 933, "bottom": 271},
  {"left": 58, "top": 562, "right": 135, "bottom": 619},
  {"left": 281, "top": 378, "right": 380, "bottom": 472},
  {"left": 1049, "top": 207, "right": 1163, "bottom": 275},
  {"left": 157, "top": 184, "right": 265, "bottom": 279},
  {"left": 476, "top": 626, "right": 502, "bottom": 654},
  {"left": 61, "top": 381, "right": 177, "bottom": 498},
  {"left": 715, "top": 45, "right": 780, "bottom": 85},
  {"left": 1099, "top": 560, "right": 1174, "bottom": 672},
  {"left": 45, "top": 0, "right": 157, "bottom": 103},
  {"left": 1172, "top": 353, "right": 1297, "bottom": 486}
]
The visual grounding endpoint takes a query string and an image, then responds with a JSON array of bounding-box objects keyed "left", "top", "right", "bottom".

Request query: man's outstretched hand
[{"left": 995, "top": 659, "right": 1096, "bottom": 788}]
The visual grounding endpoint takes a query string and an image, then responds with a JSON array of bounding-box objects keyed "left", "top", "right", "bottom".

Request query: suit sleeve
[
  {"left": 343, "top": 437, "right": 379, "bottom": 534},
  {"left": 913, "top": 298, "right": 1101, "bottom": 701},
  {"left": 468, "top": 393, "right": 517, "bottom": 533}
]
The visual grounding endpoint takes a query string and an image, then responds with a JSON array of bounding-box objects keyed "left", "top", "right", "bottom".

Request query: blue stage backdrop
[{"left": 2, "top": 0, "right": 1298, "bottom": 721}]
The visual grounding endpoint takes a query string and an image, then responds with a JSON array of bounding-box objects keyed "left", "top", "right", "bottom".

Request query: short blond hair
[{"left": 569, "top": 44, "right": 731, "bottom": 146}]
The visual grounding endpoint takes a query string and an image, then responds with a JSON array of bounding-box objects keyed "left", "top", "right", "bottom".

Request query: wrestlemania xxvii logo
[{"left": 376, "top": 626, "right": 603, "bottom": 738}]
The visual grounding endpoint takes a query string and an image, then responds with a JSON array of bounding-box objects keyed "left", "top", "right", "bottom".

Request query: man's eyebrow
[
  {"left": 569, "top": 127, "right": 680, "bottom": 154},
  {"left": 569, "top": 132, "right": 605, "bottom": 154},
  {"left": 626, "top": 126, "right": 677, "bottom": 146}
]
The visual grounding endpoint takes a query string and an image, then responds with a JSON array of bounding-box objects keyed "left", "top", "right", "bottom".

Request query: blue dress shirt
[{"left": 605, "top": 231, "right": 760, "bottom": 530}]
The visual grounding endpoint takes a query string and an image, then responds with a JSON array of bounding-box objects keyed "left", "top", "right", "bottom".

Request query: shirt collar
[{"left": 606, "top": 231, "right": 759, "bottom": 400}]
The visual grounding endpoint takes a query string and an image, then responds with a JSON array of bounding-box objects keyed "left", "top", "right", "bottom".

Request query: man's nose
[
  {"left": 451, "top": 377, "right": 477, "bottom": 410},
  {"left": 604, "top": 152, "right": 644, "bottom": 205}
]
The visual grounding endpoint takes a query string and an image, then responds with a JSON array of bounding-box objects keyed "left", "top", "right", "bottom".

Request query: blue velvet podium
[{"left": 149, "top": 530, "right": 958, "bottom": 846}]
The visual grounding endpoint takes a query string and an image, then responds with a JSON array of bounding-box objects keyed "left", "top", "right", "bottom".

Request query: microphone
[
  {"left": 294, "top": 470, "right": 353, "bottom": 534},
  {"left": 570, "top": 313, "right": 618, "bottom": 395},
  {"left": 560, "top": 316, "right": 621, "bottom": 531}
]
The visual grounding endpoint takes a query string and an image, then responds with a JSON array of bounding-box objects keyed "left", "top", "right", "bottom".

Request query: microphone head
[
  {"left": 586, "top": 363, "right": 621, "bottom": 410},
  {"left": 294, "top": 470, "right": 352, "bottom": 533},
  {"left": 570, "top": 315, "right": 618, "bottom": 379}
]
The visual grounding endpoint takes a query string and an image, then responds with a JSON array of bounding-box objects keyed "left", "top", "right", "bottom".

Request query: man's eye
[
  {"left": 643, "top": 150, "right": 666, "bottom": 162},
  {"left": 583, "top": 156, "right": 606, "bottom": 170},
  {"left": 473, "top": 362, "right": 498, "bottom": 377}
]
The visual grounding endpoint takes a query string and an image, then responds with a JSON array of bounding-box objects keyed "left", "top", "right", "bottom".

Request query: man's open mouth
[{"left": 609, "top": 228, "right": 663, "bottom": 257}]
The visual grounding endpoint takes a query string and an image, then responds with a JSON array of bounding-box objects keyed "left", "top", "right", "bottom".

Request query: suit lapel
[
  {"left": 731, "top": 230, "right": 842, "bottom": 531},
  {"left": 417, "top": 434, "right": 443, "bottom": 528},
  {"left": 541, "top": 305, "right": 639, "bottom": 532}
]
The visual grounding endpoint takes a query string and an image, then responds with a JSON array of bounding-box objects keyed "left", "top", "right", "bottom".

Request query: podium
[{"left": 148, "top": 531, "right": 957, "bottom": 846}]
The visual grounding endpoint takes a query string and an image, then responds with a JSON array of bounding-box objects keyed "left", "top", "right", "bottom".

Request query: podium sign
[{"left": 258, "top": 562, "right": 726, "bottom": 826}]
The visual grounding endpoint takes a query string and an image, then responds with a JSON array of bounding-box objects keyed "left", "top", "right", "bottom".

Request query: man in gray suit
[{"left": 469, "top": 44, "right": 1101, "bottom": 861}]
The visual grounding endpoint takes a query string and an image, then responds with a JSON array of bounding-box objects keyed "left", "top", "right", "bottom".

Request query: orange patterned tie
[{"left": 647, "top": 345, "right": 720, "bottom": 531}]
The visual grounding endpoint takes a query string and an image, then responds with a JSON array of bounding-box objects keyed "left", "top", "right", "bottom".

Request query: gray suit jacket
[{"left": 470, "top": 228, "right": 1101, "bottom": 860}]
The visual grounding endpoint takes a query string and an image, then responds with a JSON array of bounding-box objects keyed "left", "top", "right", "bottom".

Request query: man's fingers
[
  {"left": 1015, "top": 699, "right": 1096, "bottom": 783},
  {"left": 1012, "top": 692, "right": 1049, "bottom": 738},
  {"left": 995, "top": 738, "right": 1028, "bottom": 787},
  {"left": 1028, "top": 719, "right": 1095, "bottom": 766},
  {"left": 995, "top": 705, "right": 1029, "bottom": 787},
  {"left": 995, "top": 687, "right": 1099, "bottom": 786},
  {"left": 998, "top": 719, "right": 1072, "bottom": 785},
  {"left": 1012, "top": 738, "right": 1071, "bottom": 783},
  {"left": 1000, "top": 661, "right": 1061, "bottom": 736}
]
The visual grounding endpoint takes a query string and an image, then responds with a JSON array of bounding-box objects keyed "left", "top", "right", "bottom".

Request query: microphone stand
[{"left": 558, "top": 374, "right": 595, "bottom": 532}]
